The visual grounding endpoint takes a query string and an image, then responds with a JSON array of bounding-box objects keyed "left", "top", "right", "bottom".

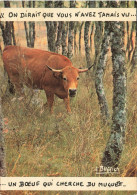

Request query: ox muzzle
[{"left": 69, "top": 89, "right": 77, "bottom": 97}]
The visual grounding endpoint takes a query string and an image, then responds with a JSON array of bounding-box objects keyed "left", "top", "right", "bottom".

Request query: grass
[{"left": 0, "top": 53, "right": 137, "bottom": 195}]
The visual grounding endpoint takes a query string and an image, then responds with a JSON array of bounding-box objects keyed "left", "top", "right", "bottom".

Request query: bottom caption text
[{"left": 0, "top": 177, "right": 136, "bottom": 191}]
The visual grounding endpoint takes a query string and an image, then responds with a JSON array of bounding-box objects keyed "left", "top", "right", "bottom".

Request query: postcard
[{"left": 0, "top": 0, "right": 137, "bottom": 194}]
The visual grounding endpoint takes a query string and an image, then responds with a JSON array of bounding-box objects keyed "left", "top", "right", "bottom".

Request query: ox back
[{"left": 3, "top": 45, "right": 72, "bottom": 89}]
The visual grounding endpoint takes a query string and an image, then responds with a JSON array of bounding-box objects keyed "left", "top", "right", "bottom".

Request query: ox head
[{"left": 47, "top": 65, "right": 93, "bottom": 97}]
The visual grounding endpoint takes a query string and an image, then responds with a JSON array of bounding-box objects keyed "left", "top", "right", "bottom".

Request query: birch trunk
[
  {"left": 55, "top": 22, "right": 63, "bottom": 54},
  {"left": 62, "top": 22, "right": 68, "bottom": 57},
  {"left": 102, "top": 20, "right": 126, "bottom": 167},
  {"left": 95, "top": 22, "right": 110, "bottom": 121},
  {"left": 84, "top": 1, "right": 96, "bottom": 67},
  {"left": 67, "top": 1, "right": 76, "bottom": 60},
  {"left": 94, "top": 22, "right": 104, "bottom": 72},
  {"left": 84, "top": 21, "right": 92, "bottom": 68},
  {"left": 55, "top": 1, "right": 64, "bottom": 54},
  {"left": 68, "top": 21, "right": 74, "bottom": 60},
  {"left": 74, "top": 24, "right": 78, "bottom": 55}
]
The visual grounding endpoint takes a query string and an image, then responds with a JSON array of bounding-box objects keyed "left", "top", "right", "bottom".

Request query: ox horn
[
  {"left": 46, "top": 65, "right": 63, "bottom": 73},
  {"left": 78, "top": 64, "right": 94, "bottom": 73}
]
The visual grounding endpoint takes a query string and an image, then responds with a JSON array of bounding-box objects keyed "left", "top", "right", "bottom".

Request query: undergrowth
[{"left": 0, "top": 55, "right": 136, "bottom": 195}]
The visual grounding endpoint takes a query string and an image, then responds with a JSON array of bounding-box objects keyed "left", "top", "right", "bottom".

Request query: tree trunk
[
  {"left": 0, "top": 44, "right": 2, "bottom": 56},
  {"left": 67, "top": 21, "right": 74, "bottom": 60},
  {"left": 89, "top": 1, "right": 96, "bottom": 8},
  {"left": 54, "top": 1, "right": 64, "bottom": 8},
  {"left": 94, "top": 0, "right": 104, "bottom": 72},
  {"left": 55, "top": 1, "right": 64, "bottom": 54},
  {"left": 24, "top": 21, "right": 30, "bottom": 47},
  {"left": 45, "top": 1, "right": 53, "bottom": 8},
  {"left": 28, "top": 0, "right": 35, "bottom": 47},
  {"left": 94, "top": 22, "right": 104, "bottom": 72},
  {"left": 0, "top": 1, "right": 16, "bottom": 94},
  {"left": 128, "top": 22, "right": 136, "bottom": 63},
  {"left": 131, "top": 1, "right": 137, "bottom": 72},
  {"left": 67, "top": 1, "right": 76, "bottom": 60},
  {"left": 22, "top": 1, "right": 35, "bottom": 48},
  {"left": 126, "top": 21, "right": 130, "bottom": 60},
  {"left": 0, "top": 1, "right": 16, "bottom": 46},
  {"left": 74, "top": 23, "right": 78, "bottom": 55},
  {"left": 4, "top": 22, "right": 12, "bottom": 45},
  {"left": 102, "top": 19, "right": 126, "bottom": 167},
  {"left": 79, "top": 22, "right": 84, "bottom": 53},
  {"left": 45, "top": 1, "right": 57, "bottom": 52},
  {"left": 46, "top": 22, "right": 57, "bottom": 52},
  {"left": 131, "top": 23, "right": 137, "bottom": 72},
  {"left": 0, "top": 97, "right": 6, "bottom": 176},
  {"left": 90, "top": 22, "right": 95, "bottom": 53},
  {"left": 95, "top": 22, "right": 110, "bottom": 121},
  {"left": 84, "top": 1, "right": 96, "bottom": 68},
  {"left": 28, "top": 21, "right": 35, "bottom": 48},
  {"left": 0, "top": 21, "right": 16, "bottom": 46},
  {"left": 62, "top": 22, "right": 68, "bottom": 57},
  {"left": 84, "top": 21, "right": 92, "bottom": 68},
  {"left": 11, "top": 22, "right": 16, "bottom": 45},
  {"left": 55, "top": 22, "right": 63, "bottom": 54},
  {"left": 0, "top": 22, "right": 9, "bottom": 46}
]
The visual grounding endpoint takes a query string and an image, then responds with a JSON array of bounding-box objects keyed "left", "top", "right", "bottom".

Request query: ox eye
[
  {"left": 63, "top": 77, "right": 67, "bottom": 81},
  {"left": 77, "top": 77, "right": 80, "bottom": 80}
]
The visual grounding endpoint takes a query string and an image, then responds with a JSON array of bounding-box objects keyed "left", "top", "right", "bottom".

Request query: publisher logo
[{"left": 96, "top": 165, "right": 119, "bottom": 174}]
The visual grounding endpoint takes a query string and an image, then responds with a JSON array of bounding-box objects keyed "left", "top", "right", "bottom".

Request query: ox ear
[
  {"left": 78, "top": 64, "right": 94, "bottom": 73},
  {"left": 47, "top": 65, "right": 63, "bottom": 73},
  {"left": 46, "top": 65, "right": 63, "bottom": 80}
]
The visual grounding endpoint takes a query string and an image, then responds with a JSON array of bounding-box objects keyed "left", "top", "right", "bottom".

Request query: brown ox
[{"left": 3, "top": 45, "right": 92, "bottom": 112}]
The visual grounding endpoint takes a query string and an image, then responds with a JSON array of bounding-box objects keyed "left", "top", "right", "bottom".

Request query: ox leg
[
  {"left": 8, "top": 79, "right": 15, "bottom": 94},
  {"left": 10, "top": 75, "right": 24, "bottom": 96},
  {"left": 45, "top": 92, "right": 54, "bottom": 113},
  {"left": 14, "top": 82, "right": 24, "bottom": 96},
  {"left": 64, "top": 97, "right": 71, "bottom": 113}
]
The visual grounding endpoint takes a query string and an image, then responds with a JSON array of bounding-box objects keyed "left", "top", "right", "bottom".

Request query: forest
[{"left": 0, "top": 1, "right": 137, "bottom": 194}]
